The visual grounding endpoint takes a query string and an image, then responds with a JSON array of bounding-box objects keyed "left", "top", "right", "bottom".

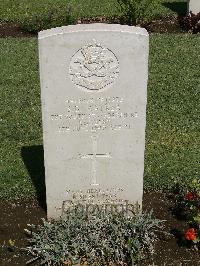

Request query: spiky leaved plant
[{"left": 25, "top": 205, "right": 163, "bottom": 265}]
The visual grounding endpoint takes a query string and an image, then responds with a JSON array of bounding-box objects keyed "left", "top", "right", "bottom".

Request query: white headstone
[
  {"left": 39, "top": 24, "right": 149, "bottom": 219},
  {"left": 188, "top": 0, "right": 200, "bottom": 14}
]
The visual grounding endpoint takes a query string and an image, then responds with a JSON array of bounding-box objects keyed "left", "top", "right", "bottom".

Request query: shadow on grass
[
  {"left": 162, "top": 1, "right": 188, "bottom": 16},
  {"left": 21, "top": 145, "right": 46, "bottom": 212}
]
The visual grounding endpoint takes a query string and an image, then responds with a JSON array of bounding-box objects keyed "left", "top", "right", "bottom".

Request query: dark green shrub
[
  {"left": 19, "top": 5, "right": 76, "bottom": 33},
  {"left": 25, "top": 207, "right": 163, "bottom": 265},
  {"left": 117, "top": 0, "right": 160, "bottom": 25}
]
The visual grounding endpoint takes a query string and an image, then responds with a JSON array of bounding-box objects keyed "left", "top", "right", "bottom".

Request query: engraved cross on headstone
[{"left": 81, "top": 134, "right": 111, "bottom": 186}]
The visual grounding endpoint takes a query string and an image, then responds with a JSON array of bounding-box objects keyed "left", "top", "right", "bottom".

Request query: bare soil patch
[
  {"left": 0, "top": 16, "right": 186, "bottom": 38},
  {"left": 0, "top": 22, "right": 35, "bottom": 38},
  {"left": 145, "top": 16, "right": 185, "bottom": 33}
]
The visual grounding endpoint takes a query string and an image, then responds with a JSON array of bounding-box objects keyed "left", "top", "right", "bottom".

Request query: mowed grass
[
  {"left": 0, "top": 38, "right": 42, "bottom": 199},
  {"left": 0, "top": 34, "right": 199, "bottom": 200},
  {"left": 146, "top": 34, "right": 200, "bottom": 190},
  {"left": 0, "top": 0, "right": 188, "bottom": 23}
]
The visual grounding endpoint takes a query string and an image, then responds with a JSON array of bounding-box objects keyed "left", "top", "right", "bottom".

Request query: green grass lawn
[
  {"left": 0, "top": 0, "right": 188, "bottom": 24},
  {"left": 0, "top": 34, "right": 199, "bottom": 200}
]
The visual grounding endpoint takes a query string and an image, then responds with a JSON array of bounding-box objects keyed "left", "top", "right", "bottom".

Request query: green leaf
[{"left": 193, "top": 215, "right": 200, "bottom": 224}]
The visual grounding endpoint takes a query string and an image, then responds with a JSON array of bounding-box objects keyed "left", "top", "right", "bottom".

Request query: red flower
[
  {"left": 186, "top": 192, "right": 195, "bottom": 201},
  {"left": 185, "top": 228, "right": 196, "bottom": 241}
]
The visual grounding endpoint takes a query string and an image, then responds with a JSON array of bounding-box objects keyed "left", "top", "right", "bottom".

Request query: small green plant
[
  {"left": 25, "top": 207, "right": 163, "bottom": 265},
  {"left": 19, "top": 5, "right": 76, "bottom": 33},
  {"left": 7, "top": 239, "right": 16, "bottom": 252},
  {"left": 1, "top": 239, "right": 17, "bottom": 252},
  {"left": 117, "top": 0, "right": 160, "bottom": 25}
]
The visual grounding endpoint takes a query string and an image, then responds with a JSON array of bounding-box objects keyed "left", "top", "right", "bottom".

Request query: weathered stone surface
[
  {"left": 39, "top": 24, "right": 149, "bottom": 219},
  {"left": 188, "top": 0, "right": 200, "bottom": 14}
]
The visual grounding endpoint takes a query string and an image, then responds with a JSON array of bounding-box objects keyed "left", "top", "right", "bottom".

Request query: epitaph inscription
[
  {"left": 69, "top": 40, "right": 119, "bottom": 91},
  {"left": 62, "top": 188, "right": 140, "bottom": 215}
]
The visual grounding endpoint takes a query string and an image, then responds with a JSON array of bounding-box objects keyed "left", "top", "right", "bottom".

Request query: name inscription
[{"left": 51, "top": 96, "right": 138, "bottom": 133}]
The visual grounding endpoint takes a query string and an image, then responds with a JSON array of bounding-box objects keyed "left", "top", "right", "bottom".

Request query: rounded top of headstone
[{"left": 38, "top": 24, "right": 148, "bottom": 39}]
